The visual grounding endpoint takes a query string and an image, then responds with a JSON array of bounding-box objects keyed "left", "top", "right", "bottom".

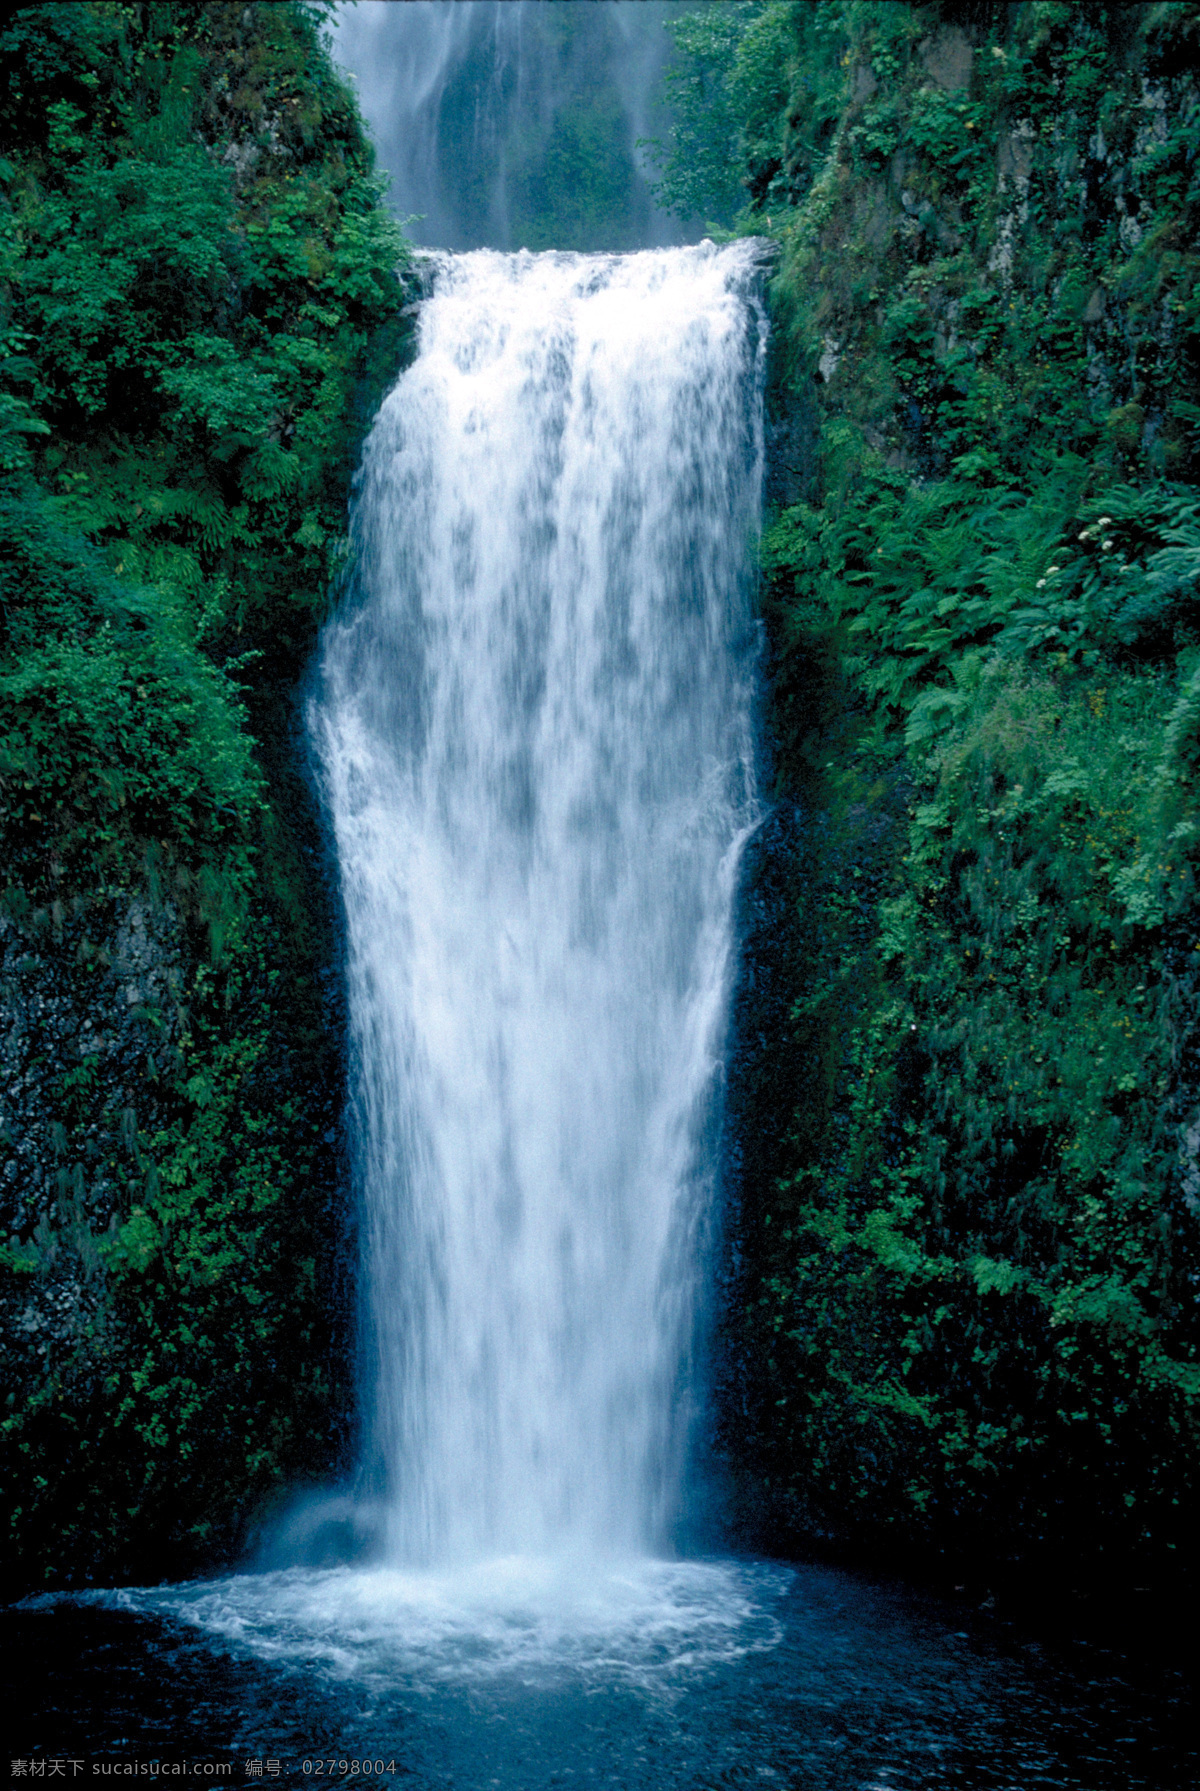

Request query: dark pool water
[{"left": 4, "top": 1556, "right": 1194, "bottom": 1789}]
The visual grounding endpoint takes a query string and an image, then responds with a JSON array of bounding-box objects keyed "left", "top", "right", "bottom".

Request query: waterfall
[
  {"left": 331, "top": 0, "right": 683, "bottom": 252},
  {"left": 312, "top": 242, "right": 766, "bottom": 1568}
]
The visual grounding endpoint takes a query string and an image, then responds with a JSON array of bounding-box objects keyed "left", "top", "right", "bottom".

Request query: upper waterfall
[
  {"left": 331, "top": 0, "right": 685, "bottom": 251},
  {"left": 312, "top": 242, "right": 766, "bottom": 1566}
]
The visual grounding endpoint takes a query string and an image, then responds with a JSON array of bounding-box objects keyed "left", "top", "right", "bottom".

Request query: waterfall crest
[{"left": 313, "top": 243, "right": 766, "bottom": 1566}]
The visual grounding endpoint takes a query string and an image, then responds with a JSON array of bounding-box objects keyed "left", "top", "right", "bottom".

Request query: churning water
[{"left": 312, "top": 241, "right": 765, "bottom": 1569}]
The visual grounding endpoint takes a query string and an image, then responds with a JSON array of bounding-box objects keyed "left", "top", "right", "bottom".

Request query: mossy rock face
[
  {"left": 665, "top": 1, "right": 1200, "bottom": 1601},
  {"left": 0, "top": 2, "right": 413, "bottom": 1593}
]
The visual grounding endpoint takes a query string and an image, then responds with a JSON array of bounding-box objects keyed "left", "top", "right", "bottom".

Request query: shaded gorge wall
[
  {"left": 677, "top": 0, "right": 1200, "bottom": 1620},
  {"left": 0, "top": 0, "right": 415, "bottom": 1593}
]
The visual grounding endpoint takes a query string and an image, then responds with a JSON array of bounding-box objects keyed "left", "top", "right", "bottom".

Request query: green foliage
[
  {"left": 0, "top": 494, "right": 263, "bottom": 898},
  {"left": 1001, "top": 485, "right": 1200, "bottom": 663},
  {"left": 715, "top": 0, "right": 1200, "bottom": 1594},
  {"left": 0, "top": 1, "right": 410, "bottom": 1589},
  {"left": 755, "top": 653, "right": 1200, "bottom": 1565},
  {"left": 905, "top": 88, "right": 987, "bottom": 186},
  {"left": 0, "top": 0, "right": 411, "bottom": 893},
  {"left": 648, "top": 2, "right": 844, "bottom": 228},
  {"left": 648, "top": 2, "right": 755, "bottom": 226}
]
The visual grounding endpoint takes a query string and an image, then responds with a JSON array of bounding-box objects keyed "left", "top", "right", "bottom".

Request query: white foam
[{"left": 90, "top": 1556, "right": 790, "bottom": 1689}]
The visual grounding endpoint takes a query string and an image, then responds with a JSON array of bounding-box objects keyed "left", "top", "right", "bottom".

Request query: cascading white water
[{"left": 313, "top": 242, "right": 765, "bottom": 1569}]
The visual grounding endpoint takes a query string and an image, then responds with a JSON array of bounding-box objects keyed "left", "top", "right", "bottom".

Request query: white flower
[
  {"left": 1102, "top": 538, "right": 1114, "bottom": 550},
  {"left": 1036, "top": 578, "right": 1047, "bottom": 588}
]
